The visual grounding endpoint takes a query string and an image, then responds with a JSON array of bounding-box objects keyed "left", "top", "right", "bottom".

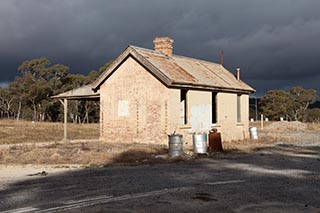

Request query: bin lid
[{"left": 168, "top": 134, "right": 183, "bottom": 137}]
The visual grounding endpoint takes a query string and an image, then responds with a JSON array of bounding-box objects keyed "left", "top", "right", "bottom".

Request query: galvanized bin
[
  {"left": 168, "top": 134, "right": 183, "bottom": 157},
  {"left": 249, "top": 126, "right": 258, "bottom": 140},
  {"left": 193, "top": 133, "right": 208, "bottom": 154}
]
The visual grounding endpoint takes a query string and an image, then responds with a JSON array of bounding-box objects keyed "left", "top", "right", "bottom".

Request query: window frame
[{"left": 237, "top": 94, "right": 241, "bottom": 123}]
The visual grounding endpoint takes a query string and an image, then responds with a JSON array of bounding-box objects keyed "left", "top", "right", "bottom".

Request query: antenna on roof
[{"left": 220, "top": 50, "right": 224, "bottom": 67}]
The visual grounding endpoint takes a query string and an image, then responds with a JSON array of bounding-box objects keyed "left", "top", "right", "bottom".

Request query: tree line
[
  {"left": 259, "top": 86, "right": 319, "bottom": 122},
  {"left": 0, "top": 58, "right": 111, "bottom": 123}
]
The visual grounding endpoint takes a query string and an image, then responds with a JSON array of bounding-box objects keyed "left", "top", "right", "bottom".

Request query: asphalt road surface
[{"left": 0, "top": 143, "right": 319, "bottom": 212}]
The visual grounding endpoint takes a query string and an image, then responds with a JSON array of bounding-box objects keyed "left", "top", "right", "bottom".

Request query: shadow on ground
[{"left": 0, "top": 143, "right": 319, "bottom": 212}]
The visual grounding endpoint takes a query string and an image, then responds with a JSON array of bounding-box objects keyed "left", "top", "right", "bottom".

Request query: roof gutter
[
  {"left": 51, "top": 94, "right": 100, "bottom": 100},
  {"left": 170, "top": 81, "right": 255, "bottom": 94}
]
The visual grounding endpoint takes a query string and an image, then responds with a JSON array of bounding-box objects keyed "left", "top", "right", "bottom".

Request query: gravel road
[{"left": 0, "top": 141, "right": 319, "bottom": 212}]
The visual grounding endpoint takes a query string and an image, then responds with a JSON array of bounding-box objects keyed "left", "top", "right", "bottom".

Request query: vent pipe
[
  {"left": 220, "top": 50, "right": 224, "bottom": 67},
  {"left": 236, "top": 68, "right": 240, "bottom": 80}
]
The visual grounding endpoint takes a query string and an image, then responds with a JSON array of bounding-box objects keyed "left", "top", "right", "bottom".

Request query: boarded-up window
[
  {"left": 180, "top": 89, "right": 188, "bottom": 125},
  {"left": 212, "top": 92, "right": 217, "bottom": 123},
  {"left": 118, "top": 100, "right": 129, "bottom": 117},
  {"left": 237, "top": 94, "right": 241, "bottom": 122}
]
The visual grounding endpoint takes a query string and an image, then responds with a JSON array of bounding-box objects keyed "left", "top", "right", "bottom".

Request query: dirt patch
[
  {"left": 222, "top": 139, "right": 268, "bottom": 153},
  {"left": 306, "top": 122, "right": 320, "bottom": 132},
  {"left": 263, "top": 121, "right": 307, "bottom": 132},
  {"left": 111, "top": 146, "right": 167, "bottom": 165},
  {"left": 221, "top": 122, "right": 320, "bottom": 153},
  {"left": 0, "top": 164, "right": 82, "bottom": 190},
  {"left": 0, "top": 141, "right": 172, "bottom": 166}
]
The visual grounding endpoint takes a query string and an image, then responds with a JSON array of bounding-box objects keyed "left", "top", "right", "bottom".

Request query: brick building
[{"left": 55, "top": 37, "right": 255, "bottom": 145}]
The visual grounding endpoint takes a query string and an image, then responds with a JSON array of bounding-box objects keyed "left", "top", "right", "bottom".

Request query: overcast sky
[{"left": 0, "top": 0, "right": 319, "bottom": 96}]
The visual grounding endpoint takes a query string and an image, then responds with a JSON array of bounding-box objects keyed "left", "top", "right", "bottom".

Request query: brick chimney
[{"left": 153, "top": 37, "right": 174, "bottom": 57}]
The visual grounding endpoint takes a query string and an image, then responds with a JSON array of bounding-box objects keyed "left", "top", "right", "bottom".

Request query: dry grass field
[
  {"left": 0, "top": 119, "right": 319, "bottom": 166},
  {"left": 0, "top": 119, "right": 168, "bottom": 165},
  {"left": 0, "top": 119, "right": 99, "bottom": 144}
]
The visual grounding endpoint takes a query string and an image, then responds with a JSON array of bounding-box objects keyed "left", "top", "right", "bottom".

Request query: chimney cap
[{"left": 153, "top": 36, "right": 174, "bottom": 43}]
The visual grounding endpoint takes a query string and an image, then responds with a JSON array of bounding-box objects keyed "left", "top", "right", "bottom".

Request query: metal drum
[
  {"left": 193, "top": 133, "right": 208, "bottom": 154},
  {"left": 168, "top": 134, "right": 183, "bottom": 157},
  {"left": 209, "top": 131, "right": 223, "bottom": 152},
  {"left": 249, "top": 126, "right": 258, "bottom": 140}
]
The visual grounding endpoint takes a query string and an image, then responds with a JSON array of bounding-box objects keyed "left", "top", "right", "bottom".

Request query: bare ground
[
  {"left": 0, "top": 120, "right": 319, "bottom": 167},
  {"left": 0, "top": 141, "right": 168, "bottom": 165},
  {"left": 0, "top": 120, "right": 319, "bottom": 212},
  {"left": 1, "top": 141, "right": 319, "bottom": 212}
]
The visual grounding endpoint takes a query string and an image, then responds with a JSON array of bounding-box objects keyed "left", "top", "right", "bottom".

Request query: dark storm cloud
[{"left": 0, "top": 0, "right": 320, "bottom": 96}]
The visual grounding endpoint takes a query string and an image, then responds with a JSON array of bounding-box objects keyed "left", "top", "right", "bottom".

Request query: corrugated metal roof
[
  {"left": 132, "top": 46, "right": 255, "bottom": 92},
  {"left": 55, "top": 43, "right": 255, "bottom": 100},
  {"left": 58, "top": 44, "right": 256, "bottom": 99},
  {"left": 140, "top": 50, "right": 198, "bottom": 83},
  {"left": 52, "top": 84, "right": 99, "bottom": 100}
]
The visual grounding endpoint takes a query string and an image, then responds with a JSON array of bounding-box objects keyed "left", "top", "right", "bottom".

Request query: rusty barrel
[
  {"left": 168, "top": 134, "right": 183, "bottom": 157},
  {"left": 193, "top": 133, "right": 208, "bottom": 154},
  {"left": 208, "top": 131, "right": 223, "bottom": 152}
]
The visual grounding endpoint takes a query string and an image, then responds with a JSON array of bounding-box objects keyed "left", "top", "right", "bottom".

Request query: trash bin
[
  {"left": 249, "top": 126, "right": 258, "bottom": 140},
  {"left": 208, "top": 129, "right": 223, "bottom": 152},
  {"left": 193, "top": 133, "right": 208, "bottom": 154},
  {"left": 168, "top": 133, "right": 183, "bottom": 157}
]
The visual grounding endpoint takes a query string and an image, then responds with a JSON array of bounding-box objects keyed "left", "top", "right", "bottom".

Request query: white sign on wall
[
  {"left": 190, "top": 104, "right": 212, "bottom": 131},
  {"left": 118, "top": 100, "right": 129, "bottom": 117}
]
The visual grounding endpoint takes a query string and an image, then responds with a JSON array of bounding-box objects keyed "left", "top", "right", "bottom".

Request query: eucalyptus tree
[{"left": 260, "top": 86, "right": 318, "bottom": 121}]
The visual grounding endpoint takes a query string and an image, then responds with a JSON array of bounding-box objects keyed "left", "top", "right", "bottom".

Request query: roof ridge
[
  {"left": 91, "top": 45, "right": 254, "bottom": 93},
  {"left": 130, "top": 45, "right": 169, "bottom": 58},
  {"left": 130, "top": 45, "right": 222, "bottom": 66}
]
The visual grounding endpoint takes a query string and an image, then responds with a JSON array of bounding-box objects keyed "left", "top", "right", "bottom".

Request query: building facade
[{"left": 92, "top": 37, "right": 255, "bottom": 145}]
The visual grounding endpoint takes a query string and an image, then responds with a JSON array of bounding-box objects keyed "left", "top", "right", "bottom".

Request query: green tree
[
  {"left": 304, "top": 108, "right": 320, "bottom": 122},
  {"left": 13, "top": 58, "right": 70, "bottom": 121},
  {"left": 288, "top": 86, "right": 318, "bottom": 121},
  {"left": 0, "top": 87, "right": 14, "bottom": 118},
  {"left": 6, "top": 58, "right": 111, "bottom": 122},
  {"left": 18, "top": 58, "right": 50, "bottom": 80},
  {"left": 9, "top": 76, "right": 28, "bottom": 120},
  {"left": 260, "top": 86, "right": 318, "bottom": 121},
  {"left": 260, "top": 90, "right": 291, "bottom": 120}
]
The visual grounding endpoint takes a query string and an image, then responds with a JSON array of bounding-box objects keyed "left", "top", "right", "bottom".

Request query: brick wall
[
  {"left": 99, "top": 56, "right": 250, "bottom": 145},
  {"left": 215, "top": 92, "right": 250, "bottom": 141},
  {"left": 100, "top": 56, "right": 170, "bottom": 144}
]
